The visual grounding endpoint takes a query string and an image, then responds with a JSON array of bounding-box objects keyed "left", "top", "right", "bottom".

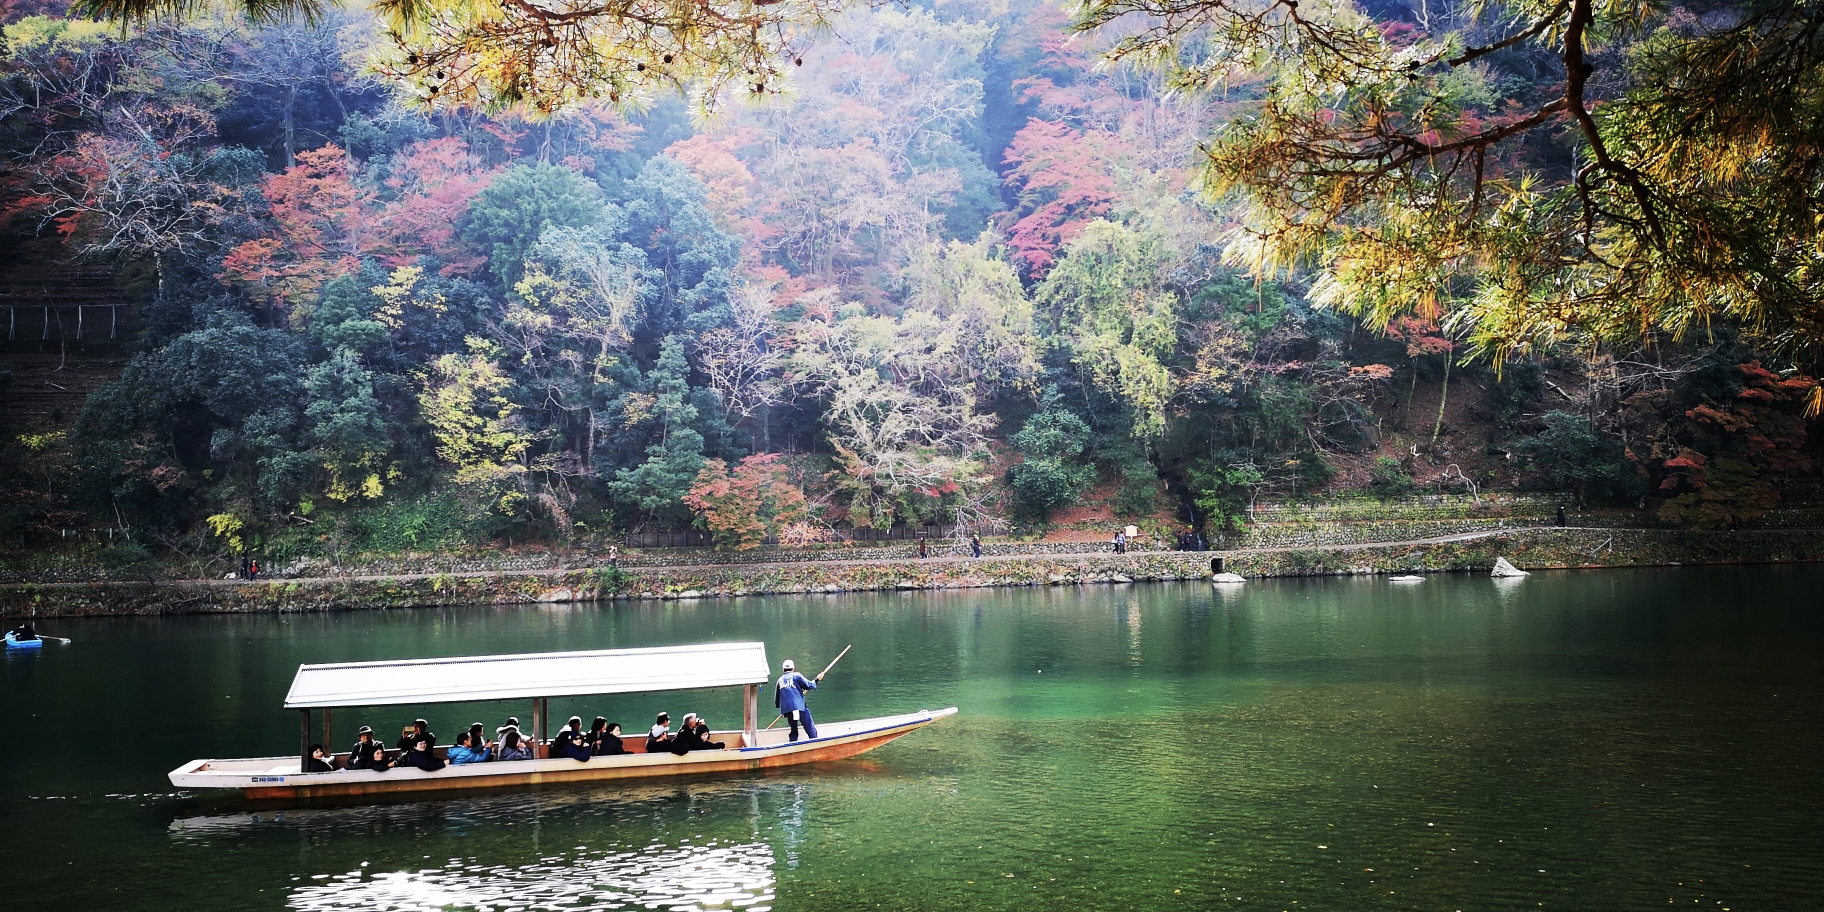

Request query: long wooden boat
[{"left": 167, "top": 642, "right": 956, "bottom": 801}]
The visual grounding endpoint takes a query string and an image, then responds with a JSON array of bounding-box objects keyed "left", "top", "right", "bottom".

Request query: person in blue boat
[
  {"left": 348, "top": 726, "right": 388, "bottom": 770},
  {"left": 447, "top": 731, "right": 492, "bottom": 764},
  {"left": 8, "top": 622, "right": 37, "bottom": 641},
  {"left": 774, "top": 659, "right": 824, "bottom": 742},
  {"left": 395, "top": 719, "right": 445, "bottom": 772},
  {"left": 552, "top": 716, "right": 591, "bottom": 762}
]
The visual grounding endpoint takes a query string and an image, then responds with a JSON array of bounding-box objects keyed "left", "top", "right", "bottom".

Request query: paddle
[
  {"left": 764, "top": 644, "right": 852, "bottom": 731},
  {"left": 40, "top": 635, "right": 72, "bottom": 645}
]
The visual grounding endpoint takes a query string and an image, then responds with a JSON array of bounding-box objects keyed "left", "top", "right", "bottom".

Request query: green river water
[{"left": 3, "top": 566, "right": 1822, "bottom": 911}]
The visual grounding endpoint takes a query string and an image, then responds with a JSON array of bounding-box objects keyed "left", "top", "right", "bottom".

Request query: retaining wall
[{"left": 6, "top": 527, "right": 1821, "bottom": 618}]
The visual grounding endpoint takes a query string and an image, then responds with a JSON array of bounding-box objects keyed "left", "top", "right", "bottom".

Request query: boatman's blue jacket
[{"left": 774, "top": 671, "right": 817, "bottom": 712}]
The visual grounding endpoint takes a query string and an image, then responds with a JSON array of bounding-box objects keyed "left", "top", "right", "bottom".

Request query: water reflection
[
  {"left": 172, "top": 782, "right": 780, "bottom": 911},
  {"left": 288, "top": 839, "right": 774, "bottom": 912}
]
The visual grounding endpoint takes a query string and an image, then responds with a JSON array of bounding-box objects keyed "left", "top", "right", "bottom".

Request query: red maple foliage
[
  {"left": 370, "top": 138, "right": 499, "bottom": 274},
  {"left": 682, "top": 454, "right": 811, "bottom": 550},
  {"left": 1657, "top": 361, "right": 1815, "bottom": 528},
  {"left": 1000, "top": 119, "right": 1122, "bottom": 277},
  {"left": 220, "top": 145, "right": 370, "bottom": 308}
]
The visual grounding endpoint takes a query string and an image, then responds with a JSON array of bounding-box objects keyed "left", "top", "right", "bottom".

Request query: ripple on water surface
[{"left": 3, "top": 570, "right": 1824, "bottom": 911}]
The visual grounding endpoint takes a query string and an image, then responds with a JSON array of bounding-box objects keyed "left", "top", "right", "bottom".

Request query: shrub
[
  {"left": 1510, "top": 411, "right": 1643, "bottom": 506},
  {"left": 1369, "top": 457, "right": 1416, "bottom": 500},
  {"left": 1008, "top": 407, "right": 1095, "bottom": 520}
]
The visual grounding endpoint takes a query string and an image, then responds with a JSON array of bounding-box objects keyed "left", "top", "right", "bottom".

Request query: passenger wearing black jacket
[
  {"left": 348, "top": 726, "right": 388, "bottom": 770},
  {"left": 305, "top": 744, "right": 334, "bottom": 772},
  {"left": 692, "top": 719, "right": 725, "bottom": 751},
  {"left": 670, "top": 715, "right": 726, "bottom": 754},
  {"left": 396, "top": 719, "right": 445, "bottom": 771},
  {"left": 589, "top": 717, "right": 627, "bottom": 756},
  {"left": 552, "top": 716, "right": 592, "bottom": 762},
  {"left": 669, "top": 713, "right": 703, "bottom": 754}
]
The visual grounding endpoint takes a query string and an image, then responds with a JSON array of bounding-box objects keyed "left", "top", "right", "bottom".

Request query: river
[{"left": 3, "top": 566, "right": 1821, "bottom": 910}]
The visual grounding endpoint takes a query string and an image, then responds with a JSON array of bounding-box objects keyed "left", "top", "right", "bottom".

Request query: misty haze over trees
[{"left": 1, "top": 0, "right": 1819, "bottom": 561}]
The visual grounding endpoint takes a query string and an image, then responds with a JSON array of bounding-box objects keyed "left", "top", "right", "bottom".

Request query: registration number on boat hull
[{"left": 251, "top": 776, "right": 286, "bottom": 783}]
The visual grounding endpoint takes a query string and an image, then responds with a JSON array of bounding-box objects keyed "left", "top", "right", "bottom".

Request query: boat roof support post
[
  {"left": 534, "top": 697, "right": 548, "bottom": 759},
  {"left": 300, "top": 709, "right": 311, "bottom": 774},
  {"left": 743, "top": 684, "right": 758, "bottom": 748},
  {"left": 321, "top": 708, "right": 332, "bottom": 763}
]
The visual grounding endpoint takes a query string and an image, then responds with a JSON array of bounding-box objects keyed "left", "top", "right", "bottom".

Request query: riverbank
[{"left": 6, "top": 526, "right": 1822, "bottom": 617}]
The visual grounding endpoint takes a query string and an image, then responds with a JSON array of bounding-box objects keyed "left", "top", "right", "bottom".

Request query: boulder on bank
[
  {"left": 1491, "top": 557, "right": 1529, "bottom": 578},
  {"left": 1211, "top": 572, "right": 1247, "bottom": 584}
]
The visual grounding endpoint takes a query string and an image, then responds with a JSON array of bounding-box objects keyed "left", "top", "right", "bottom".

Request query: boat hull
[
  {"left": 170, "top": 708, "right": 956, "bottom": 800},
  {"left": 5, "top": 632, "right": 42, "bottom": 650}
]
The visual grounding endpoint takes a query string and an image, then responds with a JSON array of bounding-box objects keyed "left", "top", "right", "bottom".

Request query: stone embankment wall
[{"left": 6, "top": 527, "right": 1823, "bottom": 618}]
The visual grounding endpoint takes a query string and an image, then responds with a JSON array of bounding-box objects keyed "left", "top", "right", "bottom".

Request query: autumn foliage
[
  {"left": 1657, "top": 363, "right": 1815, "bottom": 529},
  {"left": 682, "top": 455, "right": 812, "bottom": 550}
]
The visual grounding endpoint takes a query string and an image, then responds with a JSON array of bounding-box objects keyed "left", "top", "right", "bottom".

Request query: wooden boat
[
  {"left": 167, "top": 642, "right": 956, "bottom": 801},
  {"left": 5, "top": 630, "right": 43, "bottom": 649},
  {"left": 1389, "top": 575, "right": 1426, "bottom": 583}
]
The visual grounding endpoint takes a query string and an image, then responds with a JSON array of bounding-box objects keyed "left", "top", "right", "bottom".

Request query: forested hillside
[{"left": 2, "top": 0, "right": 1819, "bottom": 562}]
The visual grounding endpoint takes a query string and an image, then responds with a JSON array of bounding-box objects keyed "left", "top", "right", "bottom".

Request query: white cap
[{"left": 782, "top": 659, "right": 795, "bottom": 671}]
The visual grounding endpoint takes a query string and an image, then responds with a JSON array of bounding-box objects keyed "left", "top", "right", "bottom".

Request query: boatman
[{"left": 774, "top": 659, "right": 824, "bottom": 742}]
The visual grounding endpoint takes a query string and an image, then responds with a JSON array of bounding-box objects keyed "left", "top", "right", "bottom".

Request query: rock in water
[
  {"left": 1211, "top": 572, "right": 1247, "bottom": 584},
  {"left": 1491, "top": 557, "right": 1529, "bottom": 578}
]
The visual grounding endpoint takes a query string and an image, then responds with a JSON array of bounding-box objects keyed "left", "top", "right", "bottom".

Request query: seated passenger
[
  {"left": 496, "top": 729, "right": 533, "bottom": 761},
  {"left": 347, "top": 726, "right": 388, "bottom": 770},
  {"left": 691, "top": 718, "right": 726, "bottom": 751},
  {"left": 447, "top": 731, "right": 492, "bottom": 764},
  {"left": 646, "top": 712, "right": 673, "bottom": 752},
  {"left": 396, "top": 719, "right": 446, "bottom": 772},
  {"left": 552, "top": 716, "right": 591, "bottom": 762},
  {"left": 590, "top": 717, "right": 627, "bottom": 756},
  {"left": 10, "top": 622, "right": 38, "bottom": 641},
  {"left": 669, "top": 713, "right": 704, "bottom": 754},
  {"left": 467, "top": 722, "right": 489, "bottom": 755},
  {"left": 305, "top": 744, "right": 334, "bottom": 772}
]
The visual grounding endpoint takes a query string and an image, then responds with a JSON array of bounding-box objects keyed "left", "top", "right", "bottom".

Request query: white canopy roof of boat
[{"left": 282, "top": 642, "right": 771, "bottom": 709}]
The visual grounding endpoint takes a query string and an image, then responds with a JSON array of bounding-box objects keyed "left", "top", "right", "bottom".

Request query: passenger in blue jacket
[
  {"left": 774, "top": 659, "right": 824, "bottom": 742},
  {"left": 447, "top": 731, "right": 492, "bottom": 764}
]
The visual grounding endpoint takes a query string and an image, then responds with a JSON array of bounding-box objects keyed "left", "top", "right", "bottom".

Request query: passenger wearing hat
[
  {"left": 552, "top": 715, "right": 592, "bottom": 762},
  {"left": 348, "top": 726, "right": 388, "bottom": 770},
  {"left": 395, "top": 719, "right": 445, "bottom": 772},
  {"left": 774, "top": 659, "right": 823, "bottom": 742}
]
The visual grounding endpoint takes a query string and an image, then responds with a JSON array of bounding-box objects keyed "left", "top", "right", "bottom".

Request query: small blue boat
[{"left": 5, "top": 630, "right": 43, "bottom": 650}]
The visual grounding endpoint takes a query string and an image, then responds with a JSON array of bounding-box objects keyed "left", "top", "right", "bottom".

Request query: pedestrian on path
[
  {"left": 918, "top": 536, "right": 927, "bottom": 559},
  {"left": 970, "top": 534, "right": 982, "bottom": 558}
]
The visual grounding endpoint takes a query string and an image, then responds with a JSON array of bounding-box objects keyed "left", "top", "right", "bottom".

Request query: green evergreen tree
[
  {"left": 464, "top": 163, "right": 603, "bottom": 291},
  {"left": 610, "top": 336, "right": 706, "bottom": 526}
]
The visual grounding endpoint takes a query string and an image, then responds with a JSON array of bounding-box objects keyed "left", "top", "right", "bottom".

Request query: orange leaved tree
[{"left": 682, "top": 454, "right": 811, "bottom": 551}]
